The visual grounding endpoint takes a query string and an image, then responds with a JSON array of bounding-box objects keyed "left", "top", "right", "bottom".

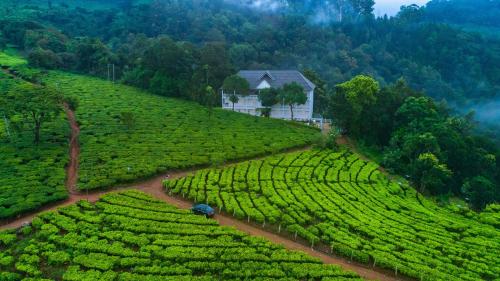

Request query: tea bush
[
  {"left": 0, "top": 53, "right": 68, "bottom": 219},
  {"left": 166, "top": 149, "right": 500, "bottom": 281},
  {"left": 40, "top": 71, "right": 319, "bottom": 190},
  {"left": 0, "top": 191, "right": 363, "bottom": 280}
]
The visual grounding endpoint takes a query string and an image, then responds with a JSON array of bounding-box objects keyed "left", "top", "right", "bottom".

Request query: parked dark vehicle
[{"left": 192, "top": 204, "right": 215, "bottom": 218}]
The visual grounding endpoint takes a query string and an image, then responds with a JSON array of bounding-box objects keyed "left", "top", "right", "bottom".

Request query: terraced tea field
[
  {"left": 0, "top": 52, "right": 26, "bottom": 67},
  {"left": 0, "top": 190, "right": 363, "bottom": 281},
  {"left": 165, "top": 149, "right": 500, "bottom": 281},
  {"left": 41, "top": 70, "right": 320, "bottom": 191},
  {"left": 0, "top": 63, "right": 69, "bottom": 219},
  {"left": 0, "top": 51, "right": 319, "bottom": 219}
]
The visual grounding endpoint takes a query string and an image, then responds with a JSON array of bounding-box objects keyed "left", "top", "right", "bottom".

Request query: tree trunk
[
  {"left": 289, "top": 104, "right": 294, "bottom": 121},
  {"left": 34, "top": 121, "right": 41, "bottom": 144},
  {"left": 232, "top": 102, "right": 235, "bottom": 111}
]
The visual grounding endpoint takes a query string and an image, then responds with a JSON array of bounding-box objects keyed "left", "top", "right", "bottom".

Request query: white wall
[{"left": 221, "top": 90, "right": 314, "bottom": 120}]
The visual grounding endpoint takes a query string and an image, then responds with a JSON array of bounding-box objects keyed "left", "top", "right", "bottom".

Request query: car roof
[{"left": 193, "top": 204, "right": 214, "bottom": 212}]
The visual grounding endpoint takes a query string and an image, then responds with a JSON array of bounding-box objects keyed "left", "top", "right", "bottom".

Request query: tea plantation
[
  {"left": 0, "top": 59, "right": 69, "bottom": 219},
  {"left": 40, "top": 71, "right": 320, "bottom": 190},
  {"left": 165, "top": 149, "right": 500, "bottom": 281},
  {"left": 0, "top": 52, "right": 27, "bottom": 67},
  {"left": 0, "top": 190, "right": 364, "bottom": 281},
  {"left": 0, "top": 51, "right": 319, "bottom": 219}
]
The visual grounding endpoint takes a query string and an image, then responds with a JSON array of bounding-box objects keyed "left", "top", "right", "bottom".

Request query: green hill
[
  {"left": 165, "top": 149, "right": 500, "bottom": 281},
  {"left": 0, "top": 57, "right": 69, "bottom": 219},
  {"left": 42, "top": 70, "right": 319, "bottom": 191},
  {"left": 0, "top": 52, "right": 320, "bottom": 219},
  {"left": 0, "top": 190, "right": 363, "bottom": 281}
]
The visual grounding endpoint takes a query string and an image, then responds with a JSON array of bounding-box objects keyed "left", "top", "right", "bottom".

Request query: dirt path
[
  {"left": 0, "top": 113, "right": 410, "bottom": 281},
  {"left": 64, "top": 104, "right": 80, "bottom": 194},
  {"left": 0, "top": 167, "right": 410, "bottom": 281}
]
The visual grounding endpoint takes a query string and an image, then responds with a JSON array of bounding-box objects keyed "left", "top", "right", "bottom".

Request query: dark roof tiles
[{"left": 238, "top": 70, "right": 315, "bottom": 91}]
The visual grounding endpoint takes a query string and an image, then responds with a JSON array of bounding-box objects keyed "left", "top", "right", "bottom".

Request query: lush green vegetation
[
  {"left": 0, "top": 190, "right": 363, "bottom": 280},
  {"left": 1, "top": 0, "right": 498, "bottom": 207},
  {"left": 329, "top": 75, "right": 500, "bottom": 209},
  {"left": 0, "top": 53, "right": 69, "bottom": 220},
  {"left": 0, "top": 52, "right": 26, "bottom": 67},
  {"left": 423, "top": 0, "right": 500, "bottom": 37},
  {"left": 165, "top": 149, "right": 500, "bottom": 281},
  {"left": 40, "top": 70, "right": 318, "bottom": 190},
  {"left": 0, "top": 52, "right": 319, "bottom": 194},
  {"left": 1, "top": 0, "right": 498, "bottom": 105}
]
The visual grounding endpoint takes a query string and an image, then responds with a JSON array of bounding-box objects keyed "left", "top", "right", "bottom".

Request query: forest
[
  {"left": 1, "top": 0, "right": 498, "bottom": 103},
  {"left": 0, "top": 0, "right": 498, "bottom": 207}
]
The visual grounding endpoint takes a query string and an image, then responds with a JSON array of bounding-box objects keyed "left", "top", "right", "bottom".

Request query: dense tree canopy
[
  {"left": 330, "top": 77, "right": 499, "bottom": 209},
  {"left": 1, "top": 0, "right": 498, "bottom": 107},
  {"left": 330, "top": 75, "right": 379, "bottom": 137},
  {"left": 222, "top": 74, "right": 250, "bottom": 110},
  {"left": 279, "top": 82, "right": 307, "bottom": 121},
  {"left": 0, "top": 83, "right": 64, "bottom": 144}
]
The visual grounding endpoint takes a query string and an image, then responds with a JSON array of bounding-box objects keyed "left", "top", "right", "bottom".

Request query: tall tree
[
  {"left": 222, "top": 74, "right": 250, "bottom": 110},
  {"left": 199, "top": 43, "right": 233, "bottom": 89},
  {"left": 330, "top": 75, "right": 379, "bottom": 136},
  {"left": 412, "top": 152, "right": 452, "bottom": 194},
  {"left": 204, "top": 85, "right": 217, "bottom": 119},
  {"left": 258, "top": 88, "right": 279, "bottom": 117},
  {"left": 302, "top": 69, "right": 328, "bottom": 116},
  {"left": 279, "top": 82, "right": 307, "bottom": 121},
  {"left": 1, "top": 84, "right": 63, "bottom": 144},
  {"left": 351, "top": 0, "right": 375, "bottom": 18},
  {"left": 360, "top": 78, "right": 418, "bottom": 145},
  {"left": 462, "top": 176, "right": 498, "bottom": 210}
]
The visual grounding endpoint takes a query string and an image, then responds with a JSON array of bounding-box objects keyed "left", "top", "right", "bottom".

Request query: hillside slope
[
  {"left": 165, "top": 149, "right": 500, "bottom": 281},
  {"left": 0, "top": 55, "right": 69, "bottom": 219},
  {"left": 0, "top": 52, "right": 320, "bottom": 218},
  {"left": 41, "top": 71, "right": 319, "bottom": 190},
  {"left": 0, "top": 190, "right": 363, "bottom": 280}
]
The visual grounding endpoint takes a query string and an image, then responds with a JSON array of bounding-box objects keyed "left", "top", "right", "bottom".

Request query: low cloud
[
  {"left": 470, "top": 99, "right": 500, "bottom": 124},
  {"left": 225, "top": 0, "right": 346, "bottom": 24},
  {"left": 226, "top": 0, "right": 287, "bottom": 12}
]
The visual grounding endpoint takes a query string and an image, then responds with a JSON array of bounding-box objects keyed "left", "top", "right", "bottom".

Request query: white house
[{"left": 221, "top": 70, "right": 315, "bottom": 121}]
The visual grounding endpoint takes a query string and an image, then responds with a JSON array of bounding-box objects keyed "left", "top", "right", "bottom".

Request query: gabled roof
[{"left": 237, "top": 70, "right": 316, "bottom": 91}]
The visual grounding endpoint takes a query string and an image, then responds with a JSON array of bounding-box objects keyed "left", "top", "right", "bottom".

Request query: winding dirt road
[{"left": 0, "top": 108, "right": 412, "bottom": 281}]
